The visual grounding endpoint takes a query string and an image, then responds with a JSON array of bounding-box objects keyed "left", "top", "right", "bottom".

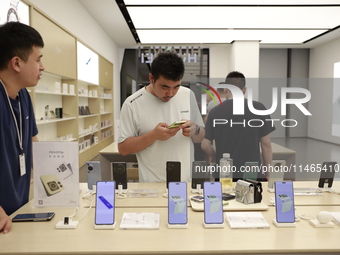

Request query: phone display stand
[
  {"left": 56, "top": 220, "right": 79, "bottom": 229},
  {"left": 203, "top": 221, "right": 225, "bottom": 229},
  {"left": 191, "top": 184, "right": 203, "bottom": 194},
  {"left": 168, "top": 223, "right": 188, "bottom": 229},
  {"left": 82, "top": 189, "right": 96, "bottom": 199},
  {"left": 309, "top": 219, "right": 334, "bottom": 228},
  {"left": 115, "top": 189, "right": 128, "bottom": 194},
  {"left": 318, "top": 187, "right": 333, "bottom": 193},
  {"left": 115, "top": 184, "right": 128, "bottom": 194},
  {"left": 115, "top": 184, "right": 128, "bottom": 199},
  {"left": 267, "top": 188, "right": 275, "bottom": 193},
  {"left": 94, "top": 222, "right": 116, "bottom": 230},
  {"left": 310, "top": 211, "right": 334, "bottom": 228},
  {"left": 163, "top": 189, "right": 169, "bottom": 198},
  {"left": 272, "top": 219, "right": 296, "bottom": 228}
]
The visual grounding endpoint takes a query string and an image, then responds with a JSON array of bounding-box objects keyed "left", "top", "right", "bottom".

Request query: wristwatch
[{"left": 195, "top": 124, "right": 200, "bottom": 135}]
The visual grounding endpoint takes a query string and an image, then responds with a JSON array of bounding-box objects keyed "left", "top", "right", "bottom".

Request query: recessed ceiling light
[{"left": 137, "top": 29, "right": 326, "bottom": 44}]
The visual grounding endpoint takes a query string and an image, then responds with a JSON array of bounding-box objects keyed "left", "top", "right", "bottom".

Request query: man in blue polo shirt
[{"left": 0, "top": 22, "right": 44, "bottom": 233}]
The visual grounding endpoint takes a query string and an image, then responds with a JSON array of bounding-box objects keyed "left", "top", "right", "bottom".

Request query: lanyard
[{"left": 0, "top": 79, "right": 23, "bottom": 154}]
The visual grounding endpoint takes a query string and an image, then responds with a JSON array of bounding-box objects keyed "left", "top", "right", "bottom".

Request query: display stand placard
[{"left": 33, "top": 142, "right": 79, "bottom": 207}]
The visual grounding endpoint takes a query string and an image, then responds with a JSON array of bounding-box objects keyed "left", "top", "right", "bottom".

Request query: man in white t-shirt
[{"left": 118, "top": 52, "right": 205, "bottom": 182}]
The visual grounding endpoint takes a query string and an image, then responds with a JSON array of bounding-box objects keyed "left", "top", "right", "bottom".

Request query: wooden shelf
[
  {"left": 31, "top": 7, "right": 114, "bottom": 168},
  {"left": 35, "top": 91, "right": 76, "bottom": 97},
  {"left": 36, "top": 117, "right": 77, "bottom": 125},
  {"left": 78, "top": 114, "right": 100, "bottom": 119}
]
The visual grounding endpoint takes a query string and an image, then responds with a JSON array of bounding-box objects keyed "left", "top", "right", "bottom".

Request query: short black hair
[
  {"left": 150, "top": 52, "right": 185, "bottom": 82},
  {"left": 225, "top": 71, "right": 246, "bottom": 89},
  {"left": 0, "top": 22, "right": 44, "bottom": 70}
]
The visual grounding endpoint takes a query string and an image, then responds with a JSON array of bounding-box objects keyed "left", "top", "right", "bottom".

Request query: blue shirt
[{"left": 0, "top": 82, "right": 38, "bottom": 215}]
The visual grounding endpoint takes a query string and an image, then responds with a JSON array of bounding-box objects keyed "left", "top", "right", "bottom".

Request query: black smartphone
[
  {"left": 191, "top": 195, "right": 204, "bottom": 203},
  {"left": 274, "top": 181, "right": 295, "bottom": 223},
  {"left": 166, "top": 161, "right": 181, "bottom": 189},
  {"left": 203, "top": 182, "right": 224, "bottom": 224},
  {"left": 112, "top": 162, "right": 127, "bottom": 190},
  {"left": 12, "top": 212, "right": 55, "bottom": 222},
  {"left": 168, "top": 182, "right": 187, "bottom": 225},
  {"left": 222, "top": 193, "right": 235, "bottom": 201},
  {"left": 318, "top": 162, "right": 337, "bottom": 188},
  {"left": 191, "top": 161, "right": 209, "bottom": 189},
  {"left": 86, "top": 161, "right": 102, "bottom": 190},
  {"left": 95, "top": 181, "right": 115, "bottom": 225}
]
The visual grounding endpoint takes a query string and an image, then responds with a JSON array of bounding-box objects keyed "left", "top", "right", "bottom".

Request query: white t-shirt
[{"left": 118, "top": 86, "right": 204, "bottom": 183}]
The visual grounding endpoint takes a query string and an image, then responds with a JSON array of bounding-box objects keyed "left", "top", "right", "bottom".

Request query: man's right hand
[
  {"left": 0, "top": 207, "right": 12, "bottom": 234},
  {"left": 153, "top": 122, "right": 181, "bottom": 141}
]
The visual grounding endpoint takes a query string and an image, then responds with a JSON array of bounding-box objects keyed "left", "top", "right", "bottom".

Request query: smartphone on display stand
[
  {"left": 274, "top": 181, "right": 295, "bottom": 223},
  {"left": 95, "top": 181, "right": 115, "bottom": 225},
  {"left": 243, "top": 162, "right": 259, "bottom": 181},
  {"left": 86, "top": 161, "right": 102, "bottom": 190},
  {"left": 191, "top": 161, "right": 209, "bottom": 190},
  {"left": 166, "top": 161, "right": 181, "bottom": 189},
  {"left": 267, "top": 160, "right": 285, "bottom": 191},
  {"left": 12, "top": 212, "right": 55, "bottom": 222},
  {"left": 112, "top": 162, "right": 127, "bottom": 190},
  {"left": 168, "top": 182, "right": 187, "bottom": 225},
  {"left": 203, "top": 182, "right": 224, "bottom": 224},
  {"left": 318, "top": 162, "right": 337, "bottom": 188}
]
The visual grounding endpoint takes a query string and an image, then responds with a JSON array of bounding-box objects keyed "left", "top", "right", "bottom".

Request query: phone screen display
[
  {"left": 95, "top": 181, "right": 115, "bottom": 225},
  {"left": 318, "top": 162, "right": 336, "bottom": 188},
  {"left": 274, "top": 181, "right": 295, "bottom": 223},
  {"left": 168, "top": 182, "right": 187, "bottom": 225},
  {"left": 203, "top": 182, "right": 224, "bottom": 224},
  {"left": 166, "top": 161, "right": 181, "bottom": 189},
  {"left": 12, "top": 212, "right": 55, "bottom": 222}
]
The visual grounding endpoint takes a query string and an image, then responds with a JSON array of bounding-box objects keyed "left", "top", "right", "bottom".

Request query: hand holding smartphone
[{"left": 168, "top": 120, "right": 186, "bottom": 129}]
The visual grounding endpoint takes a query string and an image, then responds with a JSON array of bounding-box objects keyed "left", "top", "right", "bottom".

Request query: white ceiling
[{"left": 78, "top": 0, "right": 340, "bottom": 49}]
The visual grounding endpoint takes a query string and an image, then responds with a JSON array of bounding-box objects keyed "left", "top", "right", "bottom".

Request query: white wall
[
  {"left": 308, "top": 37, "right": 340, "bottom": 145},
  {"left": 259, "top": 49, "right": 288, "bottom": 138},
  {"left": 209, "top": 45, "right": 231, "bottom": 79},
  {"left": 259, "top": 49, "right": 310, "bottom": 138},
  {"left": 230, "top": 41, "right": 260, "bottom": 79},
  {"left": 27, "top": 0, "right": 123, "bottom": 122},
  {"left": 288, "top": 49, "right": 309, "bottom": 137},
  {"left": 209, "top": 41, "right": 260, "bottom": 102}
]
